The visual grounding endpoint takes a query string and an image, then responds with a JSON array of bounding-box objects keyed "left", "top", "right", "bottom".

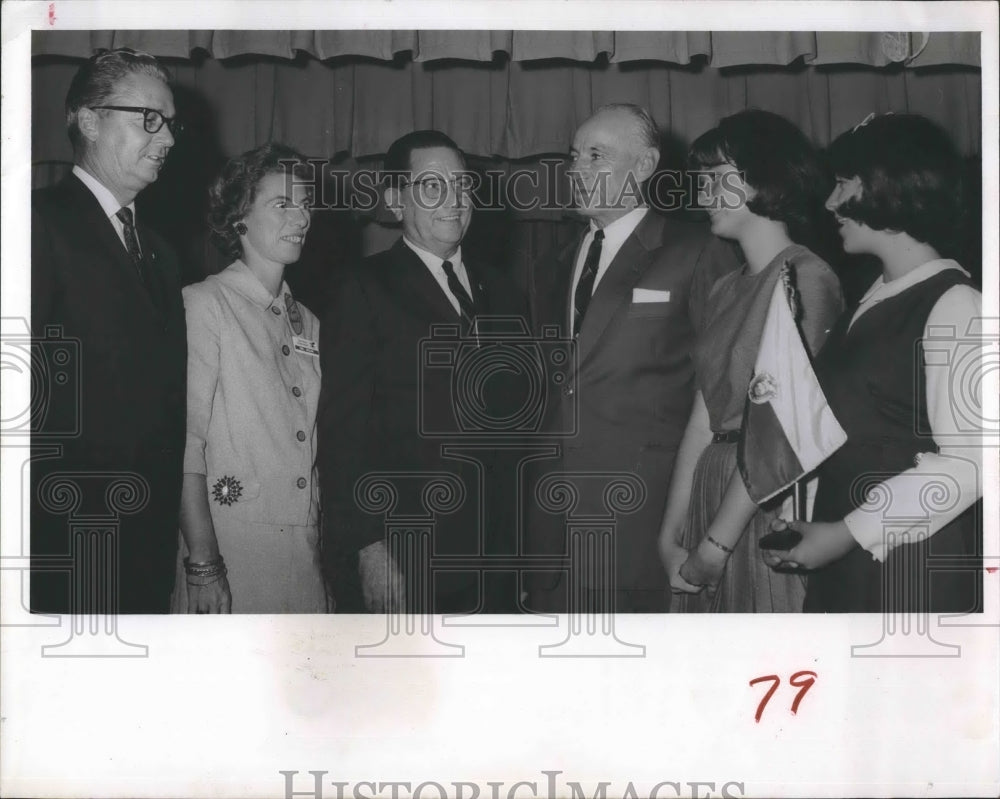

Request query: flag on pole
[{"left": 737, "top": 262, "right": 847, "bottom": 504}]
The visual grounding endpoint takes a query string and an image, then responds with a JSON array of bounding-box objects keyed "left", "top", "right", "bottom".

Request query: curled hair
[
  {"left": 65, "top": 48, "right": 171, "bottom": 151},
  {"left": 382, "top": 129, "right": 465, "bottom": 190},
  {"left": 827, "top": 113, "right": 965, "bottom": 256},
  {"left": 208, "top": 142, "right": 310, "bottom": 260},
  {"left": 593, "top": 103, "right": 661, "bottom": 151},
  {"left": 688, "top": 109, "right": 831, "bottom": 245}
]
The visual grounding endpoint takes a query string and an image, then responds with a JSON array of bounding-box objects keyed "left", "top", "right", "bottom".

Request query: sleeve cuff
[
  {"left": 844, "top": 509, "right": 889, "bottom": 562},
  {"left": 183, "top": 434, "right": 208, "bottom": 475}
]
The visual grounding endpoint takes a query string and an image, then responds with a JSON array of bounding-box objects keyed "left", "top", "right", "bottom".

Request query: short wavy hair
[
  {"left": 688, "top": 109, "right": 830, "bottom": 245},
  {"left": 208, "top": 142, "right": 311, "bottom": 260},
  {"left": 826, "top": 113, "right": 964, "bottom": 256},
  {"left": 65, "top": 48, "right": 171, "bottom": 151}
]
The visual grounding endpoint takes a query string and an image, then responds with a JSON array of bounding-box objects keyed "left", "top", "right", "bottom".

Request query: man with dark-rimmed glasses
[{"left": 31, "top": 48, "right": 188, "bottom": 614}]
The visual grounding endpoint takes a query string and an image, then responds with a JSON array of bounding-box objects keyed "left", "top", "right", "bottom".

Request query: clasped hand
[
  {"left": 659, "top": 536, "right": 728, "bottom": 595},
  {"left": 761, "top": 517, "right": 856, "bottom": 572}
]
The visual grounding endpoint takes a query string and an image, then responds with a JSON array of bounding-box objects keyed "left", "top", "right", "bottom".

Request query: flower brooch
[
  {"left": 212, "top": 475, "right": 243, "bottom": 506},
  {"left": 748, "top": 372, "right": 778, "bottom": 405}
]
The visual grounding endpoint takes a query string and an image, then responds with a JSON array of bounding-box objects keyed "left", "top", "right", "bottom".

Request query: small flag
[{"left": 737, "top": 262, "right": 847, "bottom": 504}]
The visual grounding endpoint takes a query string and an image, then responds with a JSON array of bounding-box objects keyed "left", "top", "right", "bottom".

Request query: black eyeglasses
[
  {"left": 401, "top": 174, "right": 476, "bottom": 201},
  {"left": 90, "top": 106, "right": 183, "bottom": 136}
]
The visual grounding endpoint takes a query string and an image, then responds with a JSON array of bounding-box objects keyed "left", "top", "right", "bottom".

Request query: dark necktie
[
  {"left": 573, "top": 229, "right": 604, "bottom": 336},
  {"left": 442, "top": 260, "right": 477, "bottom": 323},
  {"left": 115, "top": 207, "right": 144, "bottom": 279}
]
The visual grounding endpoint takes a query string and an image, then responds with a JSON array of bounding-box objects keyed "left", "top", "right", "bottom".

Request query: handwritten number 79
[{"left": 749, "top": 670, "right": 817, "bottom": 723}]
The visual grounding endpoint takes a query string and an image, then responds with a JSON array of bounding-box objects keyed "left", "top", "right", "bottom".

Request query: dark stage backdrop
[{"left": 31, "top": 30, "right": 983, "bottom": 312}]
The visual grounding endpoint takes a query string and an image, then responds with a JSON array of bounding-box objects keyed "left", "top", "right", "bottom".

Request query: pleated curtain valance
[{"left": 33, "top": 30, "right": 980, "bottom": 68}]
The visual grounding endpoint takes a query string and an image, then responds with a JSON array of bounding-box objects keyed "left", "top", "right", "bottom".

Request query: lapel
[
  {"left": 574, "top": 211, "right": 664, "bottom": 361},
  {"left": 64, "top": 174, "right": 161, "bottom": 316},
  {"left": 135, "top": 219, "right": 166, "bottom": 314},
  {"left": 465, "top": 261, "right": 489, "bottom": 315},
  {"left": 387, "top": 239, "right": 462, "bottom": 323}
]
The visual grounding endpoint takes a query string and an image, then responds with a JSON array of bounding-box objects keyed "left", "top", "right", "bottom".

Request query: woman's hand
[
  {"left": 186, "top": 573, "right": 232, "bottom": 614},
  {"left": 761, "top": 518, "right": 857, "bottom": 572},
  {"left": 659, "top": 536, "right": 704, "bottom": 594},
  {"left": 679, "top": 538, "right": 730, "bottom": 596}
]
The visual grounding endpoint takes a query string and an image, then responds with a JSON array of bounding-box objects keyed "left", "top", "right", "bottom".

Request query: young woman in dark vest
[{"left": 763, "top": 113, "right": 984, "bottom": 613}]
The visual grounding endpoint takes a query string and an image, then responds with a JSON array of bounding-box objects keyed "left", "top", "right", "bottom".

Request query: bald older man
[{"left": 525, "top": 104, "right": 740, "bottom": 613}]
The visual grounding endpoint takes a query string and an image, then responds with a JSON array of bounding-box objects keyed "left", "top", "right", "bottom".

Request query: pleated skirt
[{"left": 674, "top": 440, "right": 806, "bottom": 613}]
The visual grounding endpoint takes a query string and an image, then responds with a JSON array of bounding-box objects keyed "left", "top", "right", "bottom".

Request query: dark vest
[{"left": 805, "top": 269, "right": 982, "bottom": 613}]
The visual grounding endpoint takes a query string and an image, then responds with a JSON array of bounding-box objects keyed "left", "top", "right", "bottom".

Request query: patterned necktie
[
  {"left": 115, "top": 207, "right": 144, "bottom": 279},
  {"left": 442, "top": 260, "right": 477, "bottom": 323},
  {"left": 573, "top": 228, "right": 604, "bottom": 336}
]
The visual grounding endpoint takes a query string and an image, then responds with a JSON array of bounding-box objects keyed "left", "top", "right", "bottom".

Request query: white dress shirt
[
  {"left": 72, "top": 165, "right": 140, "bottom": 256},
  {"left": 569, "top": 206, "right": 648, "bottom": 321},
  {"left": 843, "top": 259, "right": 985, "bottom": 561},
  {"left": 403, "top": 237, "right": 473, "bottom": 317}
]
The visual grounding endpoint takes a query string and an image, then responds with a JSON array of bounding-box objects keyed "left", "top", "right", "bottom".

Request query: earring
[{"left": 235, "top": 222, "right": 248, "bottom": 235}]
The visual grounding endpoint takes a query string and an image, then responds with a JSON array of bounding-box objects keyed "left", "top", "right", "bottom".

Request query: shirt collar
[
  {"left": 73, "top": 165, "right": 135, "bottom": 221},
  {"left": 590, "top": 206, "right": 648, "bottom": 251},
  {"left": 217, "top": 260, "right": 291, "bottom": 309},
  {"left": 857, "top": 258, "right": 969, "bottom": 306},
  {"left": 402, "top": 236, "right": 462, "bottom": 272}
]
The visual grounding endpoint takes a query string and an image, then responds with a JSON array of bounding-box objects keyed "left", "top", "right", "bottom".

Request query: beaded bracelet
[{"left": 706, "top": 535, "right": 734, "bottom": 555}]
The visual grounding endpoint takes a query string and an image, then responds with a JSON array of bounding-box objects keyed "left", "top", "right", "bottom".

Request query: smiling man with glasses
[
  {"left": 317, "top": 130, "right": 528, "bottom": 614},
  {"left": 30, "top": 48, "right": 188, "bottom": 614},
  {"left": 87, "top": 105, "right": 184, "bottom": 137}
]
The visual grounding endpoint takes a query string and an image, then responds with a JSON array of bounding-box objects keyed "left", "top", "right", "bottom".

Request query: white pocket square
[{"left": 632, "top": 288, "right": 671, "bottom": 303}]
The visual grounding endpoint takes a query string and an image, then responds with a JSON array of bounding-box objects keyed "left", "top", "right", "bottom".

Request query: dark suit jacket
[
  {"left": 527, "top": 210, "right": 740, "bottom": 593},
  {"left": 317, "top": 238, "right": 527, "bottom": 610},
  {"left": 30, "top": 173, "right": 187, "bottom": 613}
]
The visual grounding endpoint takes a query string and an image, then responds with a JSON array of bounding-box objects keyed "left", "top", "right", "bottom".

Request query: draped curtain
[{"left": 31, "top": 30, "right": 983, "bottom": 309}]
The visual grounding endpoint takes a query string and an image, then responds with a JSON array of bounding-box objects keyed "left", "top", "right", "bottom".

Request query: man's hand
[{"left": 358, "top": 540, "right": 406, "bottom": 613}]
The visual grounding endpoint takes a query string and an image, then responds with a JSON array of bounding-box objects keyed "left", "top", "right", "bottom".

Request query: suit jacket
[
  {"left": 527, "top": 211, "right": 740, "bottom": 593},
  {"left": 317, "top": 238, "right": 527, "bottom": 609},
  {"left": 30, "top": 173, "right": 187, "bottom": 613}
]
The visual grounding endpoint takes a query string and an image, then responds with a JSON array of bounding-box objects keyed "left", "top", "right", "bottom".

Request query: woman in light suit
[{"left": 172, "top": 142, "right": 328, "bottom": 613}]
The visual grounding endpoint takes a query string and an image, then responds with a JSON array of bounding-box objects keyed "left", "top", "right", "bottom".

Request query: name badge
[{"left": 293, "top": 336, "right": 319, "bottom": 356}]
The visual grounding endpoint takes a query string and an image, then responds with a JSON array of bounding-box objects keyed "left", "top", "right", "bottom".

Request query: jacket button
[
  {"left": 282, "top": 345, "right": 290, "bottom": 356},
  {"left": 296, "top": 477, "right": 307, "bottom": 489},
  {"left": 272, "top": 306, "right": 281, "bottom": 315},
  {"left": 565, "top": 386, "right": 574, "bottom": 396},
  {"left": 296, "top": 430, "right": 306, "bottom": 442},
  {"left": 292, "top": 386, "right": 302, "bottom": 397}
]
